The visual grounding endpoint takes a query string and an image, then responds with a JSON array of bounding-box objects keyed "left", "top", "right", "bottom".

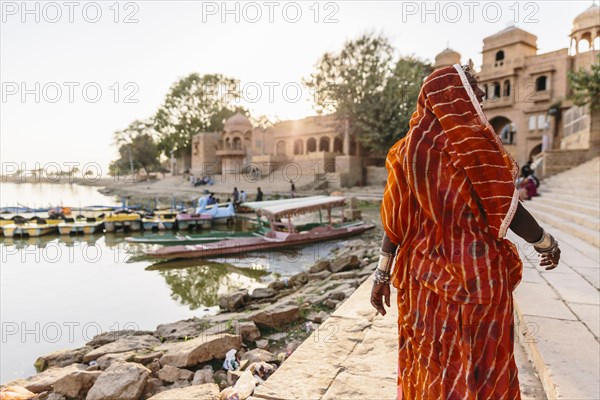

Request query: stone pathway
[{"left": 510, "top": 227, "right": 599, "bottom": 400}]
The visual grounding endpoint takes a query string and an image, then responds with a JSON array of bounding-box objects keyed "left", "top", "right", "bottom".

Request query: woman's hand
[
  {"left": 540, "top": 247, "right": 561, "bottom": 271},
  {"left": 370, "top": 282, "right": 391, "bottom": 316}
]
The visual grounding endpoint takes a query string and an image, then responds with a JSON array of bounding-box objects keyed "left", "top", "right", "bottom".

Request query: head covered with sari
[{"left": 381, "top": 64, "right": 522, "bottom": 302}]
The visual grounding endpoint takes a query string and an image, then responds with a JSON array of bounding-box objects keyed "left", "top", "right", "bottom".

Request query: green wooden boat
[{"left": 124, "top": 231, "right": 259, "bottom": 245}]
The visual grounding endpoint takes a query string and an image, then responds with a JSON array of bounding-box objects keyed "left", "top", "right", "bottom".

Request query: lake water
[{"left": 0, "top": 183, "right": 344, "bottom": 383}]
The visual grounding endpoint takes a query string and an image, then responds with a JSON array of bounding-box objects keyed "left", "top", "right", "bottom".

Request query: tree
[
  {"left": 569, "top": 55, "right": 600, "bottom": 112},
  {"left": 111, "top": 119, "right": 160, "bottom": 176},
  {"left": 304, "top": 33, "right": 431, "bottom": 156},
  {"left": 250, "top": 114, "right": 278, "bottom": 130},
  {"left": 154, "top": 73, "right": 247, "bottom": 158}
]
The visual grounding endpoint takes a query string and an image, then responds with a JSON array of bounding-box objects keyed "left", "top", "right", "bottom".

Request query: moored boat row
[{"left": 0, "top": 202, "right": 238, "bottom": 238}]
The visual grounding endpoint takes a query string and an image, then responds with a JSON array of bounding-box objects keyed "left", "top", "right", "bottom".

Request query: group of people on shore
[
  {"left": 189, "top": 174, "right": 214, "bottom": 187},
  {"left": 185, "top": 173, "right": 299, "bottom": 209},
  {"left": 231, "top": 186, "right": 264, "bottom": 205}
]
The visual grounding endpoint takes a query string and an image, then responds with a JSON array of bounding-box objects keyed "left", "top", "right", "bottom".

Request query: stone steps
[
  {"left": 528, "top": 157, "right": 600, "bottom": 249},
  {"left": 525, "top": 201, "right": 600, "bottom": 232},
  {"left": 528, "top": 207, "right": 600, "bottom": 248},
  {"left": 539, "top": 188, "right": 600, "bottom": 200},
  {"left": 535, "top": 193, "right": 599, "bottom": 210},
  {"left": 529, "top": 197, "right": 600, "bottom": 218}
]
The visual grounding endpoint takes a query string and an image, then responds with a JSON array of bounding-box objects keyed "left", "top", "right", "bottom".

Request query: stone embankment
[{"left": 1, "top": 238, "right": 381, "bottom": 400}]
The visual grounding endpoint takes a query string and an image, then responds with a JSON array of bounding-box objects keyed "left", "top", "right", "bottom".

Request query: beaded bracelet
[
  {"left": 528, "top": 229, "right": 558, "bottom": 255},
  {"left": 373, "top": 269, "right": 391, "bottom": 285}
]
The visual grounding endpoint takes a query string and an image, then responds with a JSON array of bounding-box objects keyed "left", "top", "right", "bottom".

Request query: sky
[{"left": 1, "top": 0, "right": 596, "bottom": 173}]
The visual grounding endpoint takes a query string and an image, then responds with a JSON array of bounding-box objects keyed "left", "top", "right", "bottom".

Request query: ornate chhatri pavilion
[{"left": 434, "top": 3, "right": 599, "bottom": 170}]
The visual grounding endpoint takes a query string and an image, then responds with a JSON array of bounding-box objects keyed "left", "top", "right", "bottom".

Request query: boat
[
  {"left": 146, "top": 196, "right": 375, "bottom": 260},
  {"left": 125, "top": 231, "right": 257, "bottom": 245},
  {"left": 176, "top": 213, "right": 213, "bottom": 230},
  {"left": 142, "top": 214, "right": 177, "bottom": 231},
  {"left": 104, "top": 213, "right": 142, "bottom": 233},
  {"left": 3, "top": 219, "right": 61, "bottom": 238},
  {"left": 26, "top": 219, "right": 61, "bottom": 237},
  {"left": 196, "top": 198, "right": 236, "bottom": 226},
  {"left": 0, "top": 217, "right": 12, "bottom": 232},
  {"left": 58, "top": 217, "right": 104, "bottom": 235}
]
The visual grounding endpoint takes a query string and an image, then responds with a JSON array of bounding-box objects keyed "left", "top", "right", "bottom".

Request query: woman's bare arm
[
  {"left": 509, "top": 202, "right": 561, "bottom": 270},
  {"left": 509, "top": 202, "right": 543, "bottom": 243},
  {"left": 381, "top": 234, "right": 398, "bottom": 254}
]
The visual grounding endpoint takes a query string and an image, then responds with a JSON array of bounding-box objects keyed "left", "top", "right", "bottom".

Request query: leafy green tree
[
  {"left": 305, "top": 33, "right": 431, "bottom": 156},
  {"left": 569, "top": 55, "right": 600, "bottom": 112},
  {"left": 111, "top": 119, "right": 160, "bottom": 176},
  {"left": 154, "top": 73, "right": 247, "bottom": 158}
]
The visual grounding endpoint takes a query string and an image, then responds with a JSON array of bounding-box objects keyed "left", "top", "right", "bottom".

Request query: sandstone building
[
  {"left": 436, "top": 3, "right": 599, "bottom": 173},
  {"left": 191, "top": 4, "right": 599, "bottom": 186}
]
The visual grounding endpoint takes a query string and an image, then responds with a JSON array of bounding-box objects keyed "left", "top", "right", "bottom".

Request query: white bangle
[
  {"left": 376, "top": 253, "right": 395, "bottom": 274},
  {"left": 530, "top": 229, "right": 553, "bottom": 249}
]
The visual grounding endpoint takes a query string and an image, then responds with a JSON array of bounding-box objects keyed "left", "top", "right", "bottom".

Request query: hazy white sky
[{"left": 1, "top": 0, "right": 595, "bottom": 171}]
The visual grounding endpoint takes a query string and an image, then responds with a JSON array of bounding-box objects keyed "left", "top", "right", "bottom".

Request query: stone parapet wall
[
  {"left": 538, "top": 148, "right": 599, "bottom": 178},
  {"left": 335, "top": 156, "right": 364, "bottom": 188}
]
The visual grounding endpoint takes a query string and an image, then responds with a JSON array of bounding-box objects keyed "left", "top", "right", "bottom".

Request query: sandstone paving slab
[
  {"left": 555, "top": 249, "right": 599, "bottom": 270},
  {"left": 514, "top": 282, "right": 577, "bottom": 321},
  {"left": 521, "top": 267, "right": 545, "bottom": 284},
  {"left": 520, "top": 315, "right": 599, "bottom": 400},
  {"left": 514, "top": 337, "right": 547, "bottom": 400},
  {"left": 521, "top": 261, "right": 538, "bottom": 269},
  {"left": 253, "top": 314, "right": 370, "bottom": 399},
  {"left": 337, "top": 292, "right": 398, "bottom": 382},
  {"left": 573, "top": 267, "right": 600, "bottom": 290},
  {"left": 327, "top": 276, "right": 379, "bottom": 320},
  {"left": 253, "top": 364, "right": 342, "bottom": 400},
  {"left": 540, "top": 269, "right": 599, "bottom": 305},
  {"left": 552, "top": 230, "right": 599, "bottom": 263},
  {"left": 568, "top": 303, "right": 600, "bottom": 339},
  {"left": 322, "top": 371, "right": 396, "bottom": 400}
]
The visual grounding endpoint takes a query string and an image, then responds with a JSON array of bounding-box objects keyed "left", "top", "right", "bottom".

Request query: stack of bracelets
[
  {"left": 373, "top": 249, "right": 395, "bottom": 284},
  {"left": 529, "top": 228, "right": 559, "bottom": 258}
]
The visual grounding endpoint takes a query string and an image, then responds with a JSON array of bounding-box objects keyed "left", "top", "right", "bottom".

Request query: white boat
[{"left": 196, "top": 198, "right": 235, "bottom": 226}]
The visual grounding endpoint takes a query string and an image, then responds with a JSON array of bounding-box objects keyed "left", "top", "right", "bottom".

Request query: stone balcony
[
  {"left": 483, "top": 95, "right": 513, "bottom": 110},
  {"left": 215, "top": 148, "right": 246, "bottom": 157}
]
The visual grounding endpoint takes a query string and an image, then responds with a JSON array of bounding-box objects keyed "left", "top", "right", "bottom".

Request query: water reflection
[{"left": 148, "top": 260, "right": 269, "bottom": 310}]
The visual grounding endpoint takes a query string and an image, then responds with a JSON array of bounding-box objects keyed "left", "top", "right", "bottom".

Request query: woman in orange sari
[{"left": 371, "top": 63, "right": 561, "bottom": 399}]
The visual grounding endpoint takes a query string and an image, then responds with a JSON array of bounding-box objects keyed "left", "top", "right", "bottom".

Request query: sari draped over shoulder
[
  {"left": 382, "top": 65, "right": 522, "bottom": 304},
  {"left": 381, "top": 65, "right": 523, "bottom": 399}
]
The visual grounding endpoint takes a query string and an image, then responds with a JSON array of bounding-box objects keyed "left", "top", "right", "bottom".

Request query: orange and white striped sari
[{"left": 381, "top": 65, "right": 523, "bottom": 399}]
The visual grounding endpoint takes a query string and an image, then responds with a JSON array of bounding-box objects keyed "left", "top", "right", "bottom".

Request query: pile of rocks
[{"left": 2, "top": 238, "right": 381, "bottom": 400}]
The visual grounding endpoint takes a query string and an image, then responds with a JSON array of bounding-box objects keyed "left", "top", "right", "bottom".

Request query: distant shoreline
[
  {"left": 2, "top": 174, "right": 386, "bottom": 206},
  {"left": 1, "top": 175, "right": 112, "bottom": 187}
]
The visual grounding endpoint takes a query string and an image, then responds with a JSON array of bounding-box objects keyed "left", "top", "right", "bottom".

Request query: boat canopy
[
  {"left": 256, "top": 196, "right": 346, "bottom": 219},
  {"left": 241, "top": 195, "right": 328, "bottom": 210}
]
